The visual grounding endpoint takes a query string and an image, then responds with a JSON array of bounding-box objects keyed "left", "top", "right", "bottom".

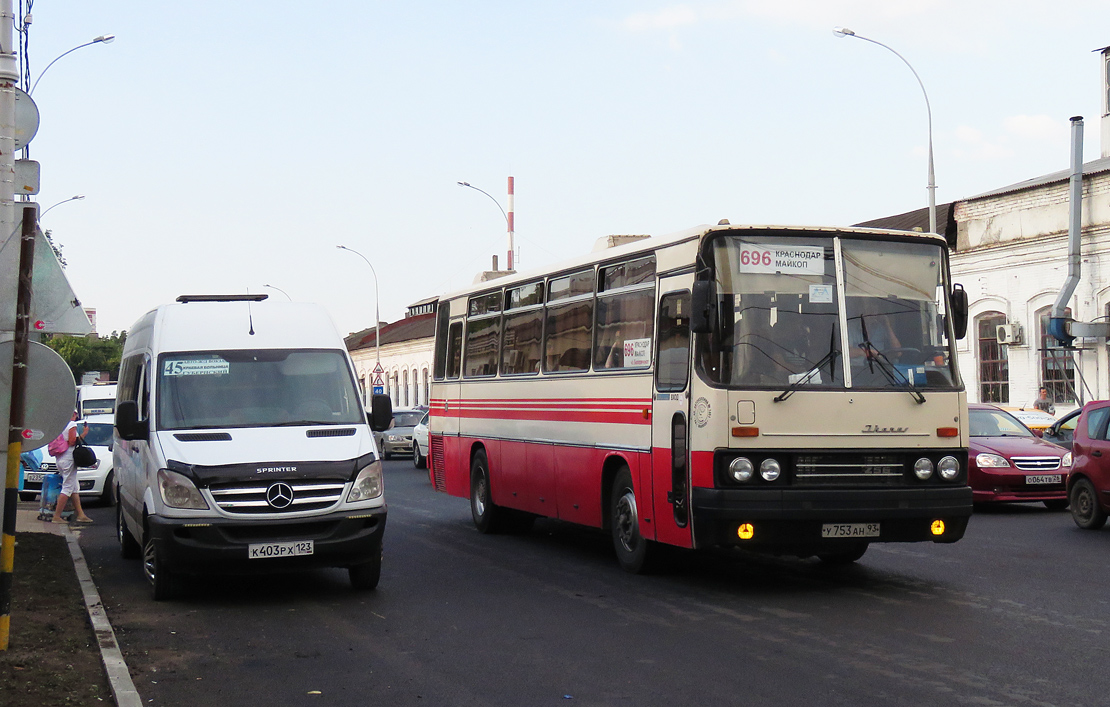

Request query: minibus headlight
[
  {"left": 157, "top": 469, "right": 209, "bottom": 510},
  {"left": 729, "top": 457, "right": 754, "bottom": 483},
  {"left": 348, "top": 460, "right": 384, "bottom": 502},
  {"left": 759, "top": 458, "right": 781, "bottom": 481},
  {"left": 938, "top": 456, "right": 961, "bottom": 480},
  {"left": 913, "top": 457, "right": 934, "bottom": 480}
]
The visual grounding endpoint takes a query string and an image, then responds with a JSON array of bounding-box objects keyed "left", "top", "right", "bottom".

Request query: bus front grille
[{"left": 794, "top": 453, "right": 905, "bottom": 486}]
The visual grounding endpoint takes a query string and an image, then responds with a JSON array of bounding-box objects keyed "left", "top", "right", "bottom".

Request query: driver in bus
[{"left": 847, "top": 297, "right": 903, "bottom": 359}]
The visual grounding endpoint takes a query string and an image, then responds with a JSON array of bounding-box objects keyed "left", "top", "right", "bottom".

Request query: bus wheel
[
  {"left": 610, "top": 468, "right": 660, "bottom": 573},
  {"left": 470, "top": 449, "right": 505, "bottom": 533},
  {"left": 817, "top": 543, "right": 869, "bottom": 565}
]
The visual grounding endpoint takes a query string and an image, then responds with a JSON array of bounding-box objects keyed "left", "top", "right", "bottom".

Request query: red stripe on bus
[{"left": 449, "top": 407, "right": 650, "bottom": 425}]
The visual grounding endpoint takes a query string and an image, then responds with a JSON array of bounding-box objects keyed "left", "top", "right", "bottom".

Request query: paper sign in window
[
  {"left": 623, "top": 338, "right": 652, "bottom": 367},
  {"left": 737, "top": 245, "right": 824, "bottom": 275},
  {"left": 163, "top": 358, "right": 230, "bottom": 376}
]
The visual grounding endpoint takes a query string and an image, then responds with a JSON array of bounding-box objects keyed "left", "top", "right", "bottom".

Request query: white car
[
  {"left": 412, "top": 411, "right": 429, "bottom": 469},
  {"left": 20, "top": 414, "right": 116, "bottom": 505}
]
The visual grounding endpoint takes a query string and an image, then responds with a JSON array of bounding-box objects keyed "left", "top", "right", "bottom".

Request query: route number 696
[{"left": 739, "top": 248, "right": 773, "bottom": 267}]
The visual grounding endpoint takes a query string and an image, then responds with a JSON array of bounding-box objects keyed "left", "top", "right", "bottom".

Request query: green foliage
[{"left": 45, "top": 331, "right": 126, "bottom": 382}]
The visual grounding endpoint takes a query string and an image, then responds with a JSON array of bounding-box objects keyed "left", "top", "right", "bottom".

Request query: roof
[
  {"left": 853, "top": 203, "right": 957, "bottom": 248},
  {"left": 965, "top": 155, "right": 1110, "bottom": 201},
  {"left": 346, "top": 312, "right": 436, "bottom": 351}
]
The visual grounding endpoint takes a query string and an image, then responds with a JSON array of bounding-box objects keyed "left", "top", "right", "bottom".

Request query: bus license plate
[
  {"left": 1026, "top": 474, "right": 1062, "bottom": 485},
  {"left": 25, "top": 471, "right": 44, "bottom": 483},
  {"left": 248, "top": 541, "right": 314, "bottom": 559},
  {"left": 822, "top": 523, "right": 880, "bottom": 539}
]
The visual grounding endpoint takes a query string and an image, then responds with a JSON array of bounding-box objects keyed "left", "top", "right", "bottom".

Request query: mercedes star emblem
[{"left": 266, "top": 482, "right": 294, "bottom": 509}]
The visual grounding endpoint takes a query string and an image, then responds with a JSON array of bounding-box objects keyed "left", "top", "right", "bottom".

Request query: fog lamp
[
  {"left": 930, "top": 519, "right": 946, "bottom": 536},
  {"left": 737, "top": 523, "right": 755, "bottom": 540}
]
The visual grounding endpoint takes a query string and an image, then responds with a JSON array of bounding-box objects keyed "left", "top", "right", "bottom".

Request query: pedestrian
[
  {"left": 18, "top": 446, "right": 41, "bottom": 492},
  {"left": 1033, "top": 386, "right": 1056, "bottom": 415},
  {"left": 51, "top": 410, "right": 94, "bottom": 525}
]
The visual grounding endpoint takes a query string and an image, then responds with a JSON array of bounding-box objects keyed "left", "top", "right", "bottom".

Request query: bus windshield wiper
[
  {"left": 774, "top": 346, "right": 839, "bottom": 403},
  {"left": 858, "top": 340, "right": 926, "bottom": 404}
]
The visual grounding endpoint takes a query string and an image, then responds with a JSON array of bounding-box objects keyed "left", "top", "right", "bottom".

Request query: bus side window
[
  {"left": 446, "top": 321, "right": 463, "bottom": 379},
  {"left": 657, "top": 292, "right": 691, "bottom": 392}
]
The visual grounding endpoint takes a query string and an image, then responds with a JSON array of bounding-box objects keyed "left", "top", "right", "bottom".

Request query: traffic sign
[
  {"left": 373, "top": 374, "right": 384, "bottom": 386},
  {"left": 372, "top": 385, "right": 384, "bottom": 395},
  {"left": 373, "top": 362, "right": 384, "bottom": 374}
]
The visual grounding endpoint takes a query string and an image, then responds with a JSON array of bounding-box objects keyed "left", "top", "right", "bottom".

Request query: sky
[{"left": 22, "top": 1, "right": 1110, "bottom": 338}]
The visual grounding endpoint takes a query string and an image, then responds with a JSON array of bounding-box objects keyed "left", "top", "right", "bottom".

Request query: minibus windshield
[
  {"left": 698, "top": 234, "right": 960, "bottom": 391},
  {"left": 157, "top": 349, "right": 364, "bottom": 430}
]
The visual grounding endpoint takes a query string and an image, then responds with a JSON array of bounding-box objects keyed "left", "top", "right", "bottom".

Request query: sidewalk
[{"left": 15, "top": 507, "right": 143, "bottom": 707}]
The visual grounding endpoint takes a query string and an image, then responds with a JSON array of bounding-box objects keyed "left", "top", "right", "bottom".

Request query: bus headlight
[
  {"left": 157, "top": 469, "right": 209, "bottom": 510},
  {"left": 913, "top": 458, "right": 934, "bottom": 480},
  {"left": 729, "top": 457, "right": 754, "bottom": 483},
  {"left": 347, "top": 460, "right": 384, "bottom": 502},
  {"left": 975, "top": 453, "right": 1009, "bottom": 468},
  {"left": 938, "top": 456, "right": 961, "bottom": 480},
  {"left": 759, "top": 458, "right": 781, "bottom": 481}
]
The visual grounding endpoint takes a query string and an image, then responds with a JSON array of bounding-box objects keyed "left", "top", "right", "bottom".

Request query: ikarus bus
[{"left": 428, "top": 224, "right": 973, "bottom": 572}]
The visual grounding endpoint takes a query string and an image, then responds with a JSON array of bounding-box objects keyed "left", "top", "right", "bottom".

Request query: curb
[{"left": 62, "top": 525, "right": 143, "bottom": 707}]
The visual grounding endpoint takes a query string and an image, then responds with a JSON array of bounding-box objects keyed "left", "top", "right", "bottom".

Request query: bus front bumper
[{"left": 690, "top": 486, "right": 972, "bottom": 550}]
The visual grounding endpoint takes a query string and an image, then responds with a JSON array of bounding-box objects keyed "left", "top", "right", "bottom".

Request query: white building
[{"left": 346, "top": 299, "right": 436, "bottom": 410}]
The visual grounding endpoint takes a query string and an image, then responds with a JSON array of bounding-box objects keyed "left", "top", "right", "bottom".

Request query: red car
[
  {"left": 1067, "top": 400, "right": 1110, "bottom": 529},
  {"left": 968, "top": 404, "right": 1071, "bottom": 509}
]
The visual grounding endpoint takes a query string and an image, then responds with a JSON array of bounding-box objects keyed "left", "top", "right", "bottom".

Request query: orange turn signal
[
  {"left": 732, "top": 426, "right": 759, "bottom": 438},
  {"left": 936, "top": 427, "right": 959, "bottom": 438}
]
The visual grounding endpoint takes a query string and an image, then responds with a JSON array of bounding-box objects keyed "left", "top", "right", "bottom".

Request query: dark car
[
  {"left": 1067, "top": 400, "right": 1110, "bottom": 529},
  {"left": 968, "top": 404, "right": 1071, "bottom": 509},
  {"left": 1043, "top": 408, "right": 1081, "bottom": 449}
]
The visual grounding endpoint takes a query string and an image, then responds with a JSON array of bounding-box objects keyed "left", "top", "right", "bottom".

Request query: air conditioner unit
[{"left": 996, "top": 323, "right": 1024, "bottom": 346}]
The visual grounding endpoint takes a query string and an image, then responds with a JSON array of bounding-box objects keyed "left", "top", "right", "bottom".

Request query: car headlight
[
  {"left": 157, "top": 469, "right": 209, "bottom": 510},
  {"left": 938, "top": 456, "right": 961, "bottom": 481},
  {"left": 914, "top": 457, "right": 934, "bottom": 480},
  {"left": 729, "top": 457, "right": 754, "bottom": 483},
  {"left": 975, "top": 453, "right": 1009, "bottom": 468},
  {"left": 1062, "top": 452, "right": 1072, "bottom": 467},
  {"left": 347, "top": 460, "right": 384, "bottom": 502},
  {"left": 759, "top": 458, "right": 781, "bottom": 481}
]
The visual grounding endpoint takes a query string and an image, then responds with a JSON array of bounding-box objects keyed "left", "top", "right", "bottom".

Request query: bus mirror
[
  {"left": 369, "top": 394, "right": 393, "bottom": 432},
  {"left": 115, "top": 401, "right": 149, "bottom": 441},
  {"left": 949, "top": 284, "right": 969, "bottom": 340},
  {"left": 691, "top": 281, "right": 717, "bottom": 334}
]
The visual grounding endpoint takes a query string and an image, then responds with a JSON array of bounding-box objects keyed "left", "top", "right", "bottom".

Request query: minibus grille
[
  {"left": 1011, "top": 456, "right": 1061, "bottom": 471},
  {"left": 306, "top": 428, "right": 357, "bottom": 438},
  {"left": 794, "top": 453, "right": 905, "bottom": 486},
  {"left": 430, "top": 437, "right": 446, "bottom": 491},
  {"left": 208, "top": 478, "right": 347, "bottom": 514}
]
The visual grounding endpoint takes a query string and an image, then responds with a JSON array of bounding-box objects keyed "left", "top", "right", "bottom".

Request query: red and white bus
[{"left": 427, "top": 223, "right": 973, "bottom": 571}]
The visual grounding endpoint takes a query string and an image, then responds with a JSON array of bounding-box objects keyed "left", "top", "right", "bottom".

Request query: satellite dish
[
  {"left": 0, "top": 341, "right": 76, "bottom": 451},
  {"left": 14, "top": 88, "right": 40, "bottom": 151}
]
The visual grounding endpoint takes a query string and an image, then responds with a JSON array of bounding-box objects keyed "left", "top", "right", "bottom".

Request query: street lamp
[
  {"left": 263, "top": 284, "right": 291, "bottom": 301},
  {"left": 29, "top": 35, "right": 116, "bottom": 95},
  {"left": 834, "top": 27, "right": 937, "bottom": 235},
  {"left": 458, "top": 180, "right": 516, "bottom": 270},
  {"left": 37, "top": 194, "right": 84, "bottom": 221},
  {"left": 336, "top": 245, "right": 381, "bottom": 376}
]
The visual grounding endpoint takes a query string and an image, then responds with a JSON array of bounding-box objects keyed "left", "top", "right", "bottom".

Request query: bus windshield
[
  {"left": 699, "top": 234, "right": 960, "bottom": 391},
  {"left": 157, "top": 349, "right": 364, "bottom": 430}
]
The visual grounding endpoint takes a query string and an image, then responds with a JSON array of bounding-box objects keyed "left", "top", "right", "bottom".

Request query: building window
[
  {"left": 1038, "top": 307, "right": 1075, "bottom": 404},
  {"left": 403, "top": 370, "right": 409, "bottom": 407},
  {"left": 422, "top": 368, "right": 429, "bottom": 405},
  {"left": 977, "top": 312, "right": 1008, "bottom": 403}
]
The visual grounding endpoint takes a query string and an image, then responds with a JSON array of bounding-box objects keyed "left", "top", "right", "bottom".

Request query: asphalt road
[{"left": 76, "top": 460, "right": 1110, "bottom": 706}]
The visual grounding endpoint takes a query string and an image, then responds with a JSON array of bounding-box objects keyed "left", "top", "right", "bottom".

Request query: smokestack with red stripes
[{"left": 507, "top": 176, "right": 515, "bottom": 270}]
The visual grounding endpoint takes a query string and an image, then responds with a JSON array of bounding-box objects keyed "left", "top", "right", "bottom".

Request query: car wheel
[
  {"left": 383, "top": 450, "right": 392, "bottom": 461},
  {"left": 610, "top": 467, "right": 664, "bottom": 574},
  {"left": 100, "top": 471, "right": 117, "bottom": 506},
  {"left": 413, "top": 440, "right": 426, "bottom": 469},
  {"left": 349, "top": 544, "right": 382, "bottom": 590},
  {"left": 1043, "top": 499, "right": 1069, "bottom": 511},
  {"left": 143, "top": 533, "right": 178, "bottom": 601},
  {"left": 817, "top": 543, "right": 869, "bottom": 565},
  {"left": 118, "top": 503, "right": 141, "bottom": 560},
  {"left": 1070, "top": 478, "right": 1108, "bottom": 530},
  {"left": 470, "top": 449, "right": 507, "bottom": 533}
]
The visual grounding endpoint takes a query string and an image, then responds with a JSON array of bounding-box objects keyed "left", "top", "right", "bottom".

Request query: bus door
[{"left": 651, "top": 279, "right": 693, "bottom": 548}]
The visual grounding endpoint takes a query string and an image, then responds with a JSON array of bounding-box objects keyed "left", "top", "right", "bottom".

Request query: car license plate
[
  {"left": 822, "top": 523, "right": 880, "bottom": 538},
  {"left": 1026, "top": 474, "right": 1062, "bottom": 485},
  {"left": 25, "top": 471, "right": 44, "bottom": 483},
  {"left": 248, "top": 541, "right": 314, "bottom": 559}
]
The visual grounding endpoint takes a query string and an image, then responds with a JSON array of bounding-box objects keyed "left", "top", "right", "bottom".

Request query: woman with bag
[{"left": 51, "top": 410, "right": 94, "bottom": 525}]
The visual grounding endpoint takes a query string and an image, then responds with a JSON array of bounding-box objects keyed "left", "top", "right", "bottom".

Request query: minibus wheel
[
  {"left": 349, "top": 544, "right": 382, "bottom": 590},
  {"left": 143, "top": 533, "right": 178, "bottom": 601},
  {"left": 118, "top": 503, "right": 140, "bottom": 560}
]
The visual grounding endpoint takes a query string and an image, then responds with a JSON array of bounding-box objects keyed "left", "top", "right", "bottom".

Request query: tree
[{"left": 45, "top": 331, "right": 126, "bottom": 382}]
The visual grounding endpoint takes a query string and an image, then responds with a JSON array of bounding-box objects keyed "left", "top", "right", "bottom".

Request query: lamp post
[
  {"left": 336, "top": 245, "right": 381, "bottom": 377},
  {"left": 458, "top": 179, "right": 516, "bottom": 270},
  {"left": 37, "top": 194, "right": 84, "bottom": 221},
  {"left": 834, "top": 27, "right": 936, "bottom": 235},
  {"left": 263, "top": 283, "right": 291, "bottom": 301},
  {"left": 29, "top": 34, "right": 115, "bottom": 95}
]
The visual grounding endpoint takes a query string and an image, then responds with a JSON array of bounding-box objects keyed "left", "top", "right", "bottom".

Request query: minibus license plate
[
  {"left": 822, "top": 523, "right": 880, "bottom": 538},
  {"left": 1026, "top": 474, "right": 1062, "bottom": 485},
  {"left": 248, "top": 541, "right": 314, "bottom": 559},
  {"left": 25, "top": 472, "right": 44, "bottom": 483}
]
